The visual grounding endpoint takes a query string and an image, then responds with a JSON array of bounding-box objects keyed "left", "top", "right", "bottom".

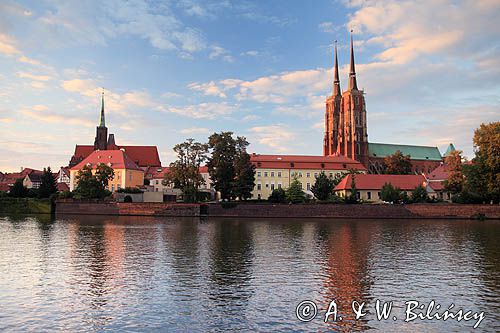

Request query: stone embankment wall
[
  {"left": 55, "top": 200, "right": 201, "bottom": 217},
  {"left": 55, "top": 201, "right": 500, "bottom": 219},
  {"left": 207, "top": 203, "right": 500, "bottom": 219}
]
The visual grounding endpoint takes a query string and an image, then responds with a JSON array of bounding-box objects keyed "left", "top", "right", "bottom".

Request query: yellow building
[
  {"left": 250, "top": 154, "right": 367, "bottom": 199},
  {"left": 69, "top": 150, "right": 144, "bottom": 192}
]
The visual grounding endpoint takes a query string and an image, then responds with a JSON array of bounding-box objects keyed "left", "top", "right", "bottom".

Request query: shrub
[
  {"left": 286, "top": 178, "right": 306, "bottom": 203},
  {"left": 117, "top": 187, "right": 142, "bottom": 194},
  {"left": 380, "top": 183, "right": 401, "bottom": 203},
  {"left": 123, "top": 195, "right": 133, "bottom": 203},
  {"left": 58, "top": 191, "right": 73, "bottom": 199},
  {"left": 410, "top": 185, "right": 428, "bottom": 203},
  {"left": 268, "top": 188, "right": 286, "bottom": 203}
]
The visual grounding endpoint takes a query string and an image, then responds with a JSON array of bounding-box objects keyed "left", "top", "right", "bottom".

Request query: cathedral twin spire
[{"left": 332, "top": 31, "right": 358, "bottom": 95}]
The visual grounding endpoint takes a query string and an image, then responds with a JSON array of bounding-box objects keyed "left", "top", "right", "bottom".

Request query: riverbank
[
  {"left": 0, "top": 198, "right": 52, "bottom": 214},
  {"left": 54, "top": 201, "right": 500, "bottom": 219}
]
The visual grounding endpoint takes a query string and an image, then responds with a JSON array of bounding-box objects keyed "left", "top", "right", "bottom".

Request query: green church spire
[{"left": 99, "top": 90, "right": 105, "bottom": 127}]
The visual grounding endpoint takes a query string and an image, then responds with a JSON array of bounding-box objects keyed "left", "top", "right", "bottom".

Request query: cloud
[
  {"left": 160, "top": 102, "right": 236, "bottom": 119},
  {"left": 249, "top": 124, "right": 295, "bottom": 153},
  {"left": 242, "top": 114, "right": 261, "bottom": 121},
  {"left": 180, "top": 127, "right": 210, "bottom": 135},
  {"left": 0, "top": 33, "right": 20, "bottom": 55},
  {"left": 241, "top": 50, "right": 259, "bottom": 57},
  {"left": 209, "top": 45, "right": 234, "bottom": 62},
  {"left": 17, "top": 72, "right": 52, "bottom": 81},
  {"left": 318, "top": 22, "right": 338, "bottom": 33},
  {"left": 21, "top": 105, "right": 95, "bottom": 127},
  {"left": 188, "top": 81, "right": 227, "bottom": 98}
]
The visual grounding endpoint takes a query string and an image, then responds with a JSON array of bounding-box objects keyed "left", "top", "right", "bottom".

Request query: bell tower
[
  {"left": 93, "top": 91, "right": 108, "bottom": 151},
  {"left": 323, "top": 41, "right": 342, "bottom": 156}
]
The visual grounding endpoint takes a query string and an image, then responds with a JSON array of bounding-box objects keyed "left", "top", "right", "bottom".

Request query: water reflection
[{"left": 0, "top": 215, "right": 498, "bottom": 332}]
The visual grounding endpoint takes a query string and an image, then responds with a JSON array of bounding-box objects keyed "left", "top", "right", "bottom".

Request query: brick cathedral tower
[{"left": 324, "top": 33, "right": 368, "bottom": 166}]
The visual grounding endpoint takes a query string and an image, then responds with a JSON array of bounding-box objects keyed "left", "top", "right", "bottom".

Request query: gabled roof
[
  {"left": 427, "top": 164, "right": 450, "bottom": 181},
  {"left": 73, "top": 145, "right": 161, "bottom": 167},
  {"left": 250, "top": 154, "right": 367, "bottom": 171},
  {"left": 334, "top": 174, "right": 426, "bottom": 191},
  {"left": 368, "top": 142, "right": 442, "bottom": 161},
  {"left": 145, "top": 166, "right": 169, "bottom": 179},
  {"left": 70, "top": 150, "right": 143, "bottom": 171}
]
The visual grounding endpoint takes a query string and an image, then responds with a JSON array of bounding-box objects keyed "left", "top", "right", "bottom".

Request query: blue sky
[{"left": 0, "top": 0, "right": 499, "bottom": 171}]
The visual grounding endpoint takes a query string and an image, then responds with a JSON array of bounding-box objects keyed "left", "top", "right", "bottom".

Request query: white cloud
[
  {"left": 318, "top": 22, "right": 338, "bottom": 33},
  {"left": 17, "top": 72, "right": 52, "bottom": 81},
  {"left": 0, "top": 33, "right": 20, "bottom": 55},
  {"left": 209, "top": 45, "right": 234, "bottom": 62},
  {"left": 180, "top": 127, "right": 210, "bottom": 135},
  {"left": 161, "top": 102, "right": 236, "bottom": 119},
  {"left": 249, "top": 124, "right": 295, "bottom": 153},
  {"left": 188, "top": 81, "right": 227, "bottom": 98}
]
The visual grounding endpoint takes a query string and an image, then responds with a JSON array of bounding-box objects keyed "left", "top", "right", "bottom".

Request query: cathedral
[
  {"left": 323, "top": 34, "right": 443, "bottom": 174},
  {"left": 69, "top": 92, "right": 162, "bottom": 169}
]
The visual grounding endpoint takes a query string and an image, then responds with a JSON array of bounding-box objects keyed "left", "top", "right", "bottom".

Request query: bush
[
  {"left": 117, "top": 187, "right": 142, "bottom": 194},
  {"left": 380, "top": 183, "right": 401, "bottom": 203},
  {"left": 286, "top": 178, "right": 306, "bottom": 203},
  {"left": 9, "top": 179, "right": 27, "bottom": 198},
  {"left": 58, "top": 191, "right": 73, "bottom": 199},
  {"left": 123, "top": 195, "right": 133, "bottom": 203},
  {"left": 451, "top": 190, "right": 484, "bottom": 204},
  {"left": 410, "top": 185, "right": 428, "bottom": 203},
  {"left": 268, "top": 188, "right": 286, "bottom": 203}
]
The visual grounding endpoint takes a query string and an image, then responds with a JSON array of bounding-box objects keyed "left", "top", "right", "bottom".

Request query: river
[{"left": 0, "top": 215, "right": 498, "bottom": 332}]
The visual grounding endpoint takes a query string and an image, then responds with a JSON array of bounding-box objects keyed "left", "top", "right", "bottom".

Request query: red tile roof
[
  {"left": 73, "top": 145, "right": 161, "bottom": 167},
  {"left": 335, "top": 174, "right": 426, "bottom": 191},
  {"left": 0, "top": 183, "right": 11, "bottom": 192},
  {"left": 70, "top": 150, "right": 143, "bottom": 171},
  {"left": 144, "top": 166, "right": 170, "bottom": 179},
  {"left": 250, "top": 154, "right": 367, "bottom": 171},
  {"left": 428, "top": 181, "right": 445, "bottom": 191},
  {"left": 427, "top": 163, "right": 450, "bottom": 180}
]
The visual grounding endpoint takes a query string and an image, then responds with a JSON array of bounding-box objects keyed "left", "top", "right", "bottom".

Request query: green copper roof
[
  {"left": 443, "top": 143, "right": 456, "bottom": 156},
  {"left": 368, "top": 142, "right": 442, "bottom": 161}
]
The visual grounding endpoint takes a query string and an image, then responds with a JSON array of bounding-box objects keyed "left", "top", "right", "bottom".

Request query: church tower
[
  {"left": 323, "top": 41, "right": 342, "bottom": 156},
  {"left": 93, "top": 91, "right": 108, "bottom": 151},
  {"left": 324, "top": 33, "right": 368, "bottom": 165}
]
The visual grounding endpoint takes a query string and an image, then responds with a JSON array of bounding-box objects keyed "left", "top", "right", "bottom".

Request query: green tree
[
  {"left": 443, "top": 150, "right": 465, "bottom": 194},
  {"left": 9, "top": 179, "right": 27, "bottom": 197},
  {"left": 164, "top": 138, "right": 208, "bottom": 202},
  {"left": 207, "top": 132, "right": 255, "bottom": 201},
  {"left": 74, "top": 164, "right": 114, "bottom": 199},
  {"left": 471, "top": 122, "right": 500, "bottom": 203},
  {"left": 38, "top": 167, "right": 58, "bottom": 198},
  {"left": 311, "top": 171, "right": 336, "bottom": 200},
  {"left": 384, "top": 150, "right": 412, "bottom": 174},
  {"left": 380, "top": 182, "right": 402, "bottom": 203},
  {"left": 268, "top": 187, "right": 286, "bottom": 203},
  {"left": 286, "top": 177, "right": 306, "bottom": 203},
  {"left": 411, "top": 184, "right": 428, "bottom": 203},
  {"left": 344, "top": 173, "right": 359, "bottom": 203},
  {"left": 233, "top": 137, "right": 256, "bottom": 200}
]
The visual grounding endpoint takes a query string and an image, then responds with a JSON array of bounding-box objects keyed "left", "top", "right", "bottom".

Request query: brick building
[{"left": 323, "top": 33, "right": 443, "bottom": 174}]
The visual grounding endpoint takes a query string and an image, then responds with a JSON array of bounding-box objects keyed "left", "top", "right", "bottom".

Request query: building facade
[
  {"left": 69, "top": 150, "right": 144, "bottom": 192},
  {"left": 250, "top": 154, "right": 367, "bottom": 200},
  {"left": 323, "top": 33, "right": 443, "bottom": 174}
]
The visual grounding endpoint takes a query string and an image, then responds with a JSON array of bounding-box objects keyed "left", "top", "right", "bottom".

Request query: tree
[
  {"left": 207, "top": 132, "right": 256, "bottom": 201},
  {"left": 164, "top": 139, "right": 208, "bottom": 202},
  {"left": 9, "top": 179, "right": 27, "bottom": 198},
  {"left": 268, "top": 188, "right": 286, "bottom": 203},
  {"left": 380, "top": 182, "right": 401, "bottom": 203},
  {"left": 344, "top": 173, "right": 359, "bottom": 203},
  {"left": 443, "top": 150, "right": 465, "bottom": 194},
  {"left": 286, "top": 177, "right": 306, "bottom": 203},
  {"left": 471, "top": 122, "right": 500, "bottom": 203},
  {"left": 311, "top": 171, "right": 335, "bottom": 200},
  {"left": 74, "top": 164, "right": 114, "bottom": 199},
  {"left": 233, "top": 137, "right": 256, "bottom": 200},
  {"left": 38, "top": 167, "right": 58, "bottom": 198},
  {"left": 384, "top": 150, "right": 412, "bottom": 174},
  {"left": 411, "top": 184, "right": 428, "bottom": 203}
]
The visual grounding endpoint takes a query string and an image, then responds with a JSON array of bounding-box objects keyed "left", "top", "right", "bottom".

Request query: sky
[{"left": 0, "top": 0, "right": 499, "bottom": 172}]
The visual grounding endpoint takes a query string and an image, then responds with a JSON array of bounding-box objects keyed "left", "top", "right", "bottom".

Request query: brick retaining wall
[
  {"left": 56, "top": 201, "right": 201, "bottom": 217},
  {"left": 207, "top": 203, "right": 500, "bottom": 219},
  {"left": 55, "top": 201, "right": 500, "bottom": 219}
]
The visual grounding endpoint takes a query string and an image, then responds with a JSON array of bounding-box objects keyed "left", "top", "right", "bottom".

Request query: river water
[{"left": 0, "top": 215, "right": 498, "bottom": 332}]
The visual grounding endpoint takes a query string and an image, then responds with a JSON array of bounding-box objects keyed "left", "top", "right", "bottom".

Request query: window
[
  {"left": 367, "top": 191, "right": 371, "bottom": 200},
  {"left": 307, "top": 183, "right": 311, "bottom": 191},
  {"left": 257, "top": 183, "right": 262, "bottom": 190},
  {"left": 111, "top": 184, "right": 114, "bottom": 192},
  {"left": 117, "top": 184, "right": 121, "bottom": 190},
  {"left": 257, "top": 171, "right": 261, "bottom": 177},
  {"left": 271, "top": 172, "right": 274, "bottom": 177},
  {"left": 129, "top": 172, "right": 132, "bottom": 181},
  {"left": 314, "top": 172, "right": 318, "bottom": 178},
  {"left": 329, "top": 173, "right": 333, "bottom": 177},
  {"left": 291, "top": 171, "right": 295, "bottom": 177},
  {"left": 356, "top": 192, "right": 360, "bottom": 199},
  {"left": 258, "top": 194, "right": 261, "bottom": 200},
  {"left": 264, "top": 172, "right": 268, "bottom": 177},
  {"left": 271, "top": 183, "right": 275, "bottom": 190},
  {"left": 265, "top": 183, "right": 269, "bottom": 188},
  {"left": 278, "top": 183, "right": 282, "bottom": 189},
  {"left": 377, "top": 192, "right": 381, "bottom": 198},
  {"left": 156, "top": 180, "right": 159, "bottom": 185},
  {"left": 306, "top": 172, "right": 310, "bottom": 178},
  {"left": 277, "top": 171, "right": 282, "bottom": 177},
  {"left": 298, "top": 172, "right": 302, "bottom": 178},
  {"left": 299, "top": 183, "right": 303, "bottom": 189},
  {"left": 155, "top": 188, "right": 158, "bottom": 192}
]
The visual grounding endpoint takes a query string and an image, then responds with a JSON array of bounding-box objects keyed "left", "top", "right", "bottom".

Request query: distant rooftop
[{"left": 368, "top": 143, "right": 442, "bottom": 161}]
